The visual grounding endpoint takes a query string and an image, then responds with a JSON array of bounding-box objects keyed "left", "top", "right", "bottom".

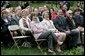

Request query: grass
[{"left": 1, "top": 45, "right": 84, "bottom": 55}]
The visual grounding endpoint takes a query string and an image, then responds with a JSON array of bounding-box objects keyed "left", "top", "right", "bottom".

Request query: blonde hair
[{"left": 1, "top": 10, "right": 9, "bottom": 17}]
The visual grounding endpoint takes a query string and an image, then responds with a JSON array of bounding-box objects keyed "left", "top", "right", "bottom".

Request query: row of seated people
[{"left": 1, "top": 6, "right": 84, "bottom": 53}]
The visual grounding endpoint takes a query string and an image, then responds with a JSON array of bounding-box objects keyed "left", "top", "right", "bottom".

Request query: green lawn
[{"left": 1, "top": 46, "right": 84, "bottom": 55}]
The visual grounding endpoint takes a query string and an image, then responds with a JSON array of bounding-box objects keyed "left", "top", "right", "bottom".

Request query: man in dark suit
[
  {"left": 73, "top": 9, "right": 84, "bottom": 28},
  {"left": 73, "top": 9, "right": 84, "bottom": 45},
  {"left": 1, "top": 9, "right": 26, "bottom": 47},
  {"left": 1, "top": 9, "right": 20, "bottom": 26},
  {"left": 53, "top": 10, "right": 81, "bottom": 49},
  {"left": 1, "top": 10, "right": 20, "bottom": 38},
  {"left": 66, "top": 10, "right": 81, "bottom": 45},
  {"left": 7, "top": 14, "right": 20, "bottom": 25},
  {"left": 1, "top": 10, "right": 21, "bottom": 47},
  {"left": 1, "top": 18, "right": 14, "bottom": 47},
  {"left": 66, "top": 10, "right": 77, "bottom": 30}
]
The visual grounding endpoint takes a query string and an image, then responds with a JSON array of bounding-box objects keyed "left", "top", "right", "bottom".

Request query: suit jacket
[
  {"left": 1, "top": 18, "right": 8, "bottom": 33},
  {"left": 53, "top": 16, "right": 68, "bottom": 32},
  {"left": 2, "top": 15, "right": 19, "bottom": 26},
  {"left": 73, "top": 15, "right": 84, "bottom": 27},
  {"left": 8, "top": 15, "right": 20, "bottom": 25},
  {"left": 1, "top": 19, "right": 13, "bottom": 45},
  {"left": 66, "top": 17, "right": 76, "bottom": 30},
  {"left": 2, "top": 16, "right": 10, "bottom": 26}
]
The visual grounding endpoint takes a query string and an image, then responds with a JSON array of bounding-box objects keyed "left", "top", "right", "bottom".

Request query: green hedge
[{"left": 8, "top": 1, "right": 78, "bottom": 8}]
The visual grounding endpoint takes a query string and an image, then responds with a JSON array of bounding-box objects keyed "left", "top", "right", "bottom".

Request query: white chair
[{"left": 8, "top": 25, "right": 30, "bottom": 49}]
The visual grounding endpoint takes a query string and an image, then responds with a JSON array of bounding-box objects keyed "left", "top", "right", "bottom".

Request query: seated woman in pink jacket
[{"left": 30, "top": 12, "right": 59, "bottom": 53}]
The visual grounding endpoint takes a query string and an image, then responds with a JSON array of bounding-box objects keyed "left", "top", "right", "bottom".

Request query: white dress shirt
[{"left": 19, "top": 17, "right": 31, "bottom": 31}]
